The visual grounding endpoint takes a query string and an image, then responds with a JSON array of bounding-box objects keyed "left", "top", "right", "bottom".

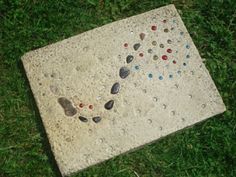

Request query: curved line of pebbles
[{"left": 79, "top": 116, "right": 102, "bottom": 123}]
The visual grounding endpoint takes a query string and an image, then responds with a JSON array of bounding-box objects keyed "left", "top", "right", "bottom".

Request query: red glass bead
[
  {"left": 167, "top": 49, "right": 172, "bottom": 53},
  {"left": 89, "top": 105, "right": 93, "bottom": 109},
  {"left": 79, "top": 103, "right": 84, "bottom": 108},
  {"left": 151, "top": 25, "right": 157, "bottom": 31},
  {"left": 173, "top": 60, "right": 177, "bottom": 64},
  {"left": 162, "top": 55, "right": 168, "bottom": 60}
]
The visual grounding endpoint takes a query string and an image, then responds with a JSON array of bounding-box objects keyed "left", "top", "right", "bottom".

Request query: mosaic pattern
[
  {"left": 58, "top": 19, "right": 193, "bottom": 123},
  {"left": 122, "top": 25, "right": 191, "bottom": 81}
]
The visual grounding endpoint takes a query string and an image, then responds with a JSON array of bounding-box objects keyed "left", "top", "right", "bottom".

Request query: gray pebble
[
  {"left": 92, "top": 116, "right": 102, "bottom": 123},
  {"left": 79, "top": 116, "right": 88, "bottom": 122},
  {"left": 104, "top": 100, "right": 114, "bottom": 110},
  {"left": 58, "top": 97, "right": 77, "bottom": 116},
  {"left": 119, "top": 67, "right": 130, "bottom": 79},
  {"left": 126, "top": 55, "right": 134, "bottom": 63},
  {"left": 133, "top": 43, "right": 141, "bottom": 51},
  {"left": 111, "top": 82, "right": 120, "bottom": 94}
]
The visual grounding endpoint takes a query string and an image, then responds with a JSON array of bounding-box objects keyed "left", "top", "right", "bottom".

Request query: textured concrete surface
[{"left": 22, "top": 4, "right": 226, "bottom": 176}]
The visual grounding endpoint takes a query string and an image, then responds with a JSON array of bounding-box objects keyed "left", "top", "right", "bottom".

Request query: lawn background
[{"left": 0, "top": 0, "right": 236, "bottom": 176}]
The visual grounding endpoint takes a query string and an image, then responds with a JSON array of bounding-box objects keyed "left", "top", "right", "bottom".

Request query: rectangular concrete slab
[{"left": 22, "top": 4, "right": 226, "bottom": 176}]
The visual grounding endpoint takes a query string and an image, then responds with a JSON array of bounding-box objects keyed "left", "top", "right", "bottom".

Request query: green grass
[{"left": 0, "top": 0, "right": 236, "bottom": 176}]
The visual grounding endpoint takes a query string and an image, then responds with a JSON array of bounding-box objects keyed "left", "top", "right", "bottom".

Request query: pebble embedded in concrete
[
  {"left": 126, "top": 55, "right": 134, "bottom": 64},
  {"left": 104, "top": 100, "right": 114, "bottom": 110},
  {"left": 133, "top": 43, "right": 141, "bottom": 51},
  {"left": 111, "top": 82, "right": 120, "bottom": 94},
  {"left": 92, "top": 116, "right": 102, "bottom": 123},
  {"left": 119, "top": 67, "right": 130, "bottom": 79},
  {"left": 139, "top": 33, "right": 145, "bottom": 40},
  {"left": 79, "top": 116, "right": 88, "bottom": 122},
  {"left": 58, "top": 97, "right": 77, "bottom": 116}
]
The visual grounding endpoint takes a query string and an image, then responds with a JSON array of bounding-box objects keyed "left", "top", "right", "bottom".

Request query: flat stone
[
  {"left": 126, "top": 55, "right": 134, "bottom": 63},
  {"left": 133, "top": 43, "right": 141, "bottom": 51},
  {"left": 58, "top": 97, "right": 77, "bottom": 117},
  {"left": 104, "top": 100, "right": 114, "bottom": 110},
  {"left": 119, "top": 67, "right": 130, "bottom": 79},
  {"left": 92, "top": 116, "right": 102, "bottom": 123},
  {"left": 111, "top": 82, "right": 120, "bottom": 94},
  {"left": 22, "top": 4, "right": 225, "bottom": 176},
  {"left": 78, "top": 116, "right": 88, "bottom": 122}
]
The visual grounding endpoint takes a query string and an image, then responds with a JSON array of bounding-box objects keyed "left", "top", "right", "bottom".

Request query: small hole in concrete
[
  {"left": 159, "top": 44, "right": 164, "bottom": 48},
  {"left": 51, "top": 73, "right": 56, "bottom": 78},
  {"left": 171, "top": 111, "right": 176, "bottom": 116},
  {"left": 167, "top": 39, "right": 172, "bottom": 44},
  {"left": 153, "top": 97, "right": 158, "bottom": 102},
  {"left": 153, "top": 55, "right": 158, "bottom": 61},
  {"left": 163, "top": 104, "right": 167, "bottom": 109},
  {"left": 164, "top": 28, "right": 169, "bottom": 33},
  {"left": 152, "top": 41, "right": 157, "bottom": 46},
  {"left": 201, "top": 104, "right": 206, "bottom": 108},
  {"left": 148, "top": 119, "right": 152, "bottom": 124},
  {"left": 148, "top": 49, "right": 153, "bottom": 54}
]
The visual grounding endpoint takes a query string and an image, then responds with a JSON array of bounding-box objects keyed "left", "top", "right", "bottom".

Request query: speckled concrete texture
[{"left": 22, "top": 4, "right": 226, "bottom": 176}]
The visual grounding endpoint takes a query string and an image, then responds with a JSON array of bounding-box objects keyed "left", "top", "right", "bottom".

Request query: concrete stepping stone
[{"left": 22, "top": 4, "right": 226, "bottom": 176}]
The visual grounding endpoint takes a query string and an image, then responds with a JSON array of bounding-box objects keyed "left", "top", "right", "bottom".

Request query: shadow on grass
[{"left": 19, "top": 60, "right": 62, "bottom": 177}]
